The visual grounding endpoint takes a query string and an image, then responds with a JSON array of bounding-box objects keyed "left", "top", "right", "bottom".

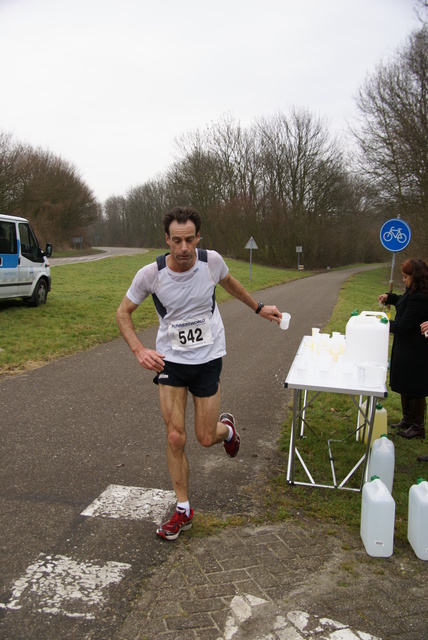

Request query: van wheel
[{"left": 30, "top": 279, "right": 48, "bottom": 306}]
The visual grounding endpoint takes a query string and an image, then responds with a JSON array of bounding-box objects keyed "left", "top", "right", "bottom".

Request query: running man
[{"left": 116, "top": 206, "right": 282, "bottom": 540}]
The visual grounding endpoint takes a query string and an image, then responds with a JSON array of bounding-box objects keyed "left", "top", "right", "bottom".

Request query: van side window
[
  {"left": 0, "top": 221, "right": 17, "bottom": 254},
  {"left": 19, "top": 223, "right": 42, "bottom": 263}
]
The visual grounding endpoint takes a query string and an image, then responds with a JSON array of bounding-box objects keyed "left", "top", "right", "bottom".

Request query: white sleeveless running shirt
[{"left": 126, "top": 249, "right": 229, "bottom": 364}]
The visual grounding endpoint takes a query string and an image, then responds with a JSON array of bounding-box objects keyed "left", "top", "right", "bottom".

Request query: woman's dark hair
[
  {"left": 401, "top": 258, "right": 428, "bottom": 295},
  {"left": 162, "top": 206, "right": 202, "bottom": 236}
]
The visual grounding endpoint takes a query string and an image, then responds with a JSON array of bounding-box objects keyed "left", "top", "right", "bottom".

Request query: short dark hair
[{"left": 162, "top": 206, "right": 202, "bottom": 236}]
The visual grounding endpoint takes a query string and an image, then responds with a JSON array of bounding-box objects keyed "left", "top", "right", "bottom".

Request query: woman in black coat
[{"left": 378, "top": 258, "right": 428, "bottom": 441}]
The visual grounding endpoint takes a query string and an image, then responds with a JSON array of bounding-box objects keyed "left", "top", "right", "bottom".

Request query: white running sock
[{"left": 177, "top": 501, "right": 190, "bottom": 517}]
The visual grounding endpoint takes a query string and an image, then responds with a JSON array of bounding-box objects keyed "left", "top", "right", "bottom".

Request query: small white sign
[{"left": 245, "top": 237, "right": 258, "bottom": 250}]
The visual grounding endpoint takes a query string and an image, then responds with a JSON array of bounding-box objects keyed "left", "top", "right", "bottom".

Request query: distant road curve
[{"left": 49, "top": 246, "right": 148, "bottom": 266}]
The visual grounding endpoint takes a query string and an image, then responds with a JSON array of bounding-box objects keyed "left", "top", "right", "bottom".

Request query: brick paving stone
[
  {"left": 219, "top": 553, "right": 262, "bottom": 571},
  {"left": 180, "top": 596, "right": 226, "bottom": 615},
  {"left": 206, "top": 568, "right": 249, "bottom": 584},
  {"left": 245, "top": 565, "right": 281, "bottom": 589},
  {"left": 225, "top": 578, "right": 268, "bottom": 599},
  {"left": 196, "top": 582, "right": 238, "bottom": 599},
  {"left": 165, "top": 612, "right": 214, "bottom": 631}
]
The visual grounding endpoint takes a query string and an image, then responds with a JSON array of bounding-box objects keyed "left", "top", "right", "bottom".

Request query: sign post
[
  {"left": 379, "top": 217, "right": 412, "bottom": 291},
  {"left": 245, "top": 236, "right": 258, "bottom": 280},
  {"left": 296, "top": 245, "right": 302, "bottom": 270}
]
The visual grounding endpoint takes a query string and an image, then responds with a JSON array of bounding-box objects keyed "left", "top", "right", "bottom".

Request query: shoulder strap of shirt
[
  {"left": 156, "top": 253, "right": 169, "bottom": 271},
  {"left": 198, "top": 248, "right": 208, "bottom": 262}
]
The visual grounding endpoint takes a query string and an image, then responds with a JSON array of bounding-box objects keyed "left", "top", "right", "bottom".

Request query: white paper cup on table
[{"left": 280, "top": 312, "right": 291, "bottom": 330}]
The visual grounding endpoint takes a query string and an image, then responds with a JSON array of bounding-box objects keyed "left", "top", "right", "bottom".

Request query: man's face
[{"left": 166, "top": 220, "right": 200, "bottom": 271}]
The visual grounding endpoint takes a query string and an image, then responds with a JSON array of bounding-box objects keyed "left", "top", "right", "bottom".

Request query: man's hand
[
  {"left": 259, "top": 305, "right": 282, "bottom": 324},
  {"left": 135, "top": 346, "right": 165, "bottom": 372}
]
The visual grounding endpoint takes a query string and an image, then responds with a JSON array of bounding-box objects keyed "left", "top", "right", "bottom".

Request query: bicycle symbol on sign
[{"left": 382, "top": 226, "right": 408, "bottom": 244}]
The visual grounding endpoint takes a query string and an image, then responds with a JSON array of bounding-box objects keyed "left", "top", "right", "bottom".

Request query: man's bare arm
[
  {"left": 116, "top": 296, "right": 165, "bottom": 371},
  {"left": 218, "top": 274, "right": 281, "bottom": 323}
]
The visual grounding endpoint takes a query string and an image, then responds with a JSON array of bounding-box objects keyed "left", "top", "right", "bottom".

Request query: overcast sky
[{"left": 0, "top": 0, "right": 421, "bottom": 203}]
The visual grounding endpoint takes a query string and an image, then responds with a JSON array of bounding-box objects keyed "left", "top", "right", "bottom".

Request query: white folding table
[{"left": 284, "top": 336, "right": 388, "bottom": 492}]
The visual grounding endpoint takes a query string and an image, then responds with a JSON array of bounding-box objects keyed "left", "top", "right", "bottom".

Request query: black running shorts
[{"left": 153, "top": 358, "right": 222, "bottom": 397}]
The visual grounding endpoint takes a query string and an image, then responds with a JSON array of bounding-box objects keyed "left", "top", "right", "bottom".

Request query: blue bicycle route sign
[{"left": 380, "top": 218, "right": 412, "bottom": 252}]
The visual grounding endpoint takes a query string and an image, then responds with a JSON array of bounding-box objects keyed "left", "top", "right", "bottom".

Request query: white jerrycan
[{"left": 361, "top": 476, "right": 395, "bottom": 557}]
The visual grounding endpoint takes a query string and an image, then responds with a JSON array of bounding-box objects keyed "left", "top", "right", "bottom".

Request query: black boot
[
  {"left": 390, "top": 394, "right": 412, "bottom": 429},
  {"left": 397, "top": 425, "right": 426, "bottom": 439},
  {"left": 397, "top": 398, "right": 426, "bottom": 439}
]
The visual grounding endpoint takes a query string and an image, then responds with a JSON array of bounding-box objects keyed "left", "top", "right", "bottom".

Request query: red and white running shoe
[
  {"left": 221, "top": 412, "right": 240, "bottom": 458},
  {"left": 156, "top": 507, "right": 194, "bottom": 541}
]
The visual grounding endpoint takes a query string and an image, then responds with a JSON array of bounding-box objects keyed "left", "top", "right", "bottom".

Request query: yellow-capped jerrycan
[
  {"left": 357, "top": 402, "right": 388, "bottom": 445},
  {"left": 367, "top": 403, "right": 388, "bottom": 445},
  {"left": 408, "top": 478, "right": 428, "bottom": 561}
]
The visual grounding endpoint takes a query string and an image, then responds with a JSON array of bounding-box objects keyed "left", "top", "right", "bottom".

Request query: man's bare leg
[
  {"left": 159, "top": 385, "right": 189, "bottom": 502},
  {"left": 193, "top": 386, "right": 229, "bottom": 447}
]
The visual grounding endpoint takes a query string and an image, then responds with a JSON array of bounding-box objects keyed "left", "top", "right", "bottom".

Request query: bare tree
[
  {"left": 353, "top": 26, "right": 428, "bottom": 251},
  {"left": 0, "top": 132, "right": 25, "bottom": 212}
]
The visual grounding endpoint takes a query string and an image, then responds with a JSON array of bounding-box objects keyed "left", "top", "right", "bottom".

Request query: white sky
[{"left": 0, "top": 0, "right": 420, "bottom": 203}]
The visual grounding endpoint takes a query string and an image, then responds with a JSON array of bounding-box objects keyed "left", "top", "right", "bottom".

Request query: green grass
[
  {"left": 0, "top": 251, "right": 311, "bottom": 375},
  {"left": 268, "top": 264, "right": 427, "bottom": 546}
]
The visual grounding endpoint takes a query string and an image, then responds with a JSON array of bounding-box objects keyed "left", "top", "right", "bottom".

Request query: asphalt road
[
  {"left": 49, "top": 246, "right": 148, "bottom": 266},
  {"left": 0, "top": 265, "right": 377, "bottom": 639}
]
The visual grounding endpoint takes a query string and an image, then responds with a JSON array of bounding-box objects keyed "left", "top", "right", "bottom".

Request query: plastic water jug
[
  {"left": 408, "top": 478, "right": 428, "bottom": 561},
  {"left": 367, "top": 435, "right": 395, "bottom": 493},
  {"left": 357, "top": 402, "right": 388, "bottom": 445},
  {"left": 345, "top": 311, "right": 389, "bottom": 367},
  {"left": 361, "top": 476, "right": 395, "bottom": 557}
]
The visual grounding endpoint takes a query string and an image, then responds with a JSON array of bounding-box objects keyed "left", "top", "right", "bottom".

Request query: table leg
[
  {"left": 287, "top": 388, "right": 300, "bottom": 483},
  {"left": 360, "top": 395, "right": 377, "bottom": 488}
]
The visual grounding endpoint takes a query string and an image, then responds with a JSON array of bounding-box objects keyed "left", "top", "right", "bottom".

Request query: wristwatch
[{"left": 255, "top": 302, "right": 264, "bottom": 314}]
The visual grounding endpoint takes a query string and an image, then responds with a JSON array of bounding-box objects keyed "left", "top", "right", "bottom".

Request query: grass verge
[{"left": 0, "top": 251, "right": 311, "bottom": 376}]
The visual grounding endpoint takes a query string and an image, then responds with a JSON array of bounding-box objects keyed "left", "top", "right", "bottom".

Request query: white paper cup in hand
[{"left": 280, "top": 312, "right": 291, "bottom": 330}]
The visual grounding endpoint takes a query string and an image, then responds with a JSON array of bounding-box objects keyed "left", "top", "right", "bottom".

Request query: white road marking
[
  {"left": 0, "top": 554, "right": 130, "bottom": 619},
  {"left": 221, "top": 606, "right": 382, "bottom": 640},
  {"left": 81, "top": 484, "right": 176, "bottom": 523}
]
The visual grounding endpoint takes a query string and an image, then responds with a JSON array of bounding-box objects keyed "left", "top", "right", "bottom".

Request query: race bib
[{"left": 168, "top": 316, "right": 214, "bottom": 350}]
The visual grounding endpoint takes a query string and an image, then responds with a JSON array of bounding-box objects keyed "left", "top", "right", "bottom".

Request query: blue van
[{"left": 0, "top": 214, "right": 52, "bottom": 306}]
